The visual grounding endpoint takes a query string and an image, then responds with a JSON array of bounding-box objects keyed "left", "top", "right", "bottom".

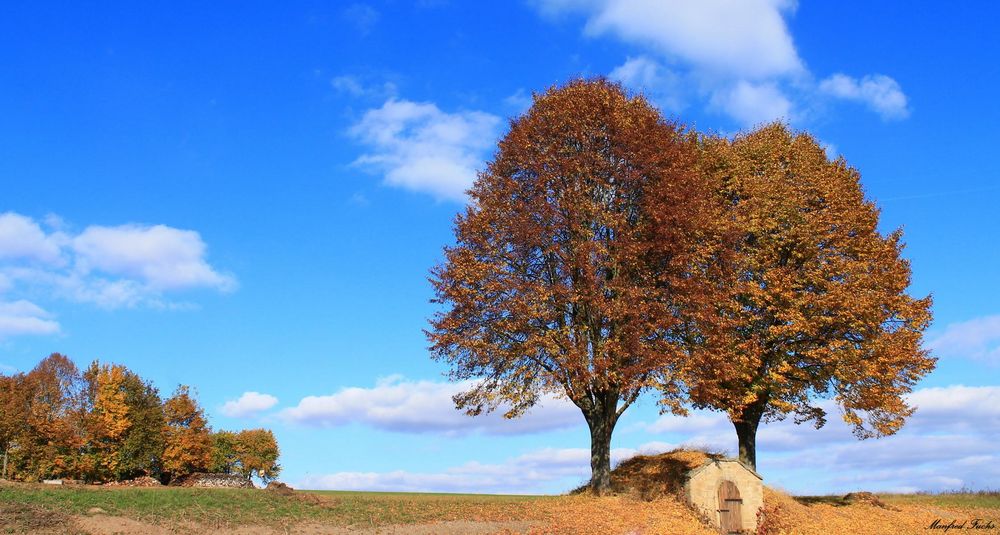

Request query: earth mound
[
  {"left": 573, "top": 448, "right": 725, "bottom": 500},
  {"left": 265, "top": 481, "right": 295, "bottom": 495}
]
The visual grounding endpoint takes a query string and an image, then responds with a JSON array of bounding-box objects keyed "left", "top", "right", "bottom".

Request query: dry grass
[
  {"left": 759, "top": 487, "right": 1000, "bottom": 535},
  {"left": 3, "top": 458, "right": 999, "bottom": 534},
  {"left": 522, "top": 494, "right": 716, "bottom": 534}
]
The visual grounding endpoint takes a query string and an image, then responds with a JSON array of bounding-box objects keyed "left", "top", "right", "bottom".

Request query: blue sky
[{"left": 2, "top": 1, "right": 998, "bottom": 494}]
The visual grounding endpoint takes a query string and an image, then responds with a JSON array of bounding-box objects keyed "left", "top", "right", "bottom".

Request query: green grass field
[{"left": 0, "top": 483, "right": 552, "bottom": 533}]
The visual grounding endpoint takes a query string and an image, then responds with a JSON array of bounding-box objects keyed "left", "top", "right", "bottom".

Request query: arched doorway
[{"left": 718, "top": 480, "right": 743, "bottom": 534}]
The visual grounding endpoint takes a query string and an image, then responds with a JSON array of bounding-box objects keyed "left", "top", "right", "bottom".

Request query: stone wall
[
  {"left": 683, "top": 459, "right": 763, "bottom": 533},
  {"left": 175, "top": 473, "right": 254, "bottom": 489}
]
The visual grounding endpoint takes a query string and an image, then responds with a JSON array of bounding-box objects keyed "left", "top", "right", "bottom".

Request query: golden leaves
[{"left": 686, "top": 123, "right": 934, "bottom": 441}]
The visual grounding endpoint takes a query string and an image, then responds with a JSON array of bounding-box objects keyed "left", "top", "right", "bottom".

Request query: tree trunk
[
  {"left": 2, "top": 444, "right": 7, "bottom": 480},
  {"left": 733, "top": 414, "right": 761, "bottom": 470},
  {"left": 584, "top": 391, "right": 620, "bottom": 495}
]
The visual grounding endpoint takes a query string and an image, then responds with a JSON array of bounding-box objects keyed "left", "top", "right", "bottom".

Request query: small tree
[
  {"left": 428, "top": 79, "right": 713, "bottom": 494},
  {"left": 234, "top": 429, "right": 281, "bottom": 484},
  {"left": 685, "top": 124, "right": 934, "bottom": 469},
  {"left": 209, "top": 430, "right": 239, "bottom": 474},
  {"left": 162, "top": 386, "right": 212, "bottom": 481}
]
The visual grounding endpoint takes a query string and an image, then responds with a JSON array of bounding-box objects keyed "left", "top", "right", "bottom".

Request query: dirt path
[{"left": 71, "top": 515, "right": 537, "bottom": 534}]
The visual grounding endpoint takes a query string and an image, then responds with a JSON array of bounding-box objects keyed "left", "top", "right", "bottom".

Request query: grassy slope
[{"left": 2, "top": 478, "right": 998, "bottom": 534}]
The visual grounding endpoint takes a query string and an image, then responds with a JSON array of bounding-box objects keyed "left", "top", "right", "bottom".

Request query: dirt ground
[{"left": 72, "top": 514, "right": 538, "bottom": 535}]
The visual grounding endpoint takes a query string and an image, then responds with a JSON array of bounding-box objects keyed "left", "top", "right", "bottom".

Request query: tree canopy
[
  {"left": 429, "top": 80, "right": 934, "bottom": 485},
  {"left": 682, "top": 124, "right": 934, "bottom": 468},
  {"left": 428, "top": 78, "right": 715, "bottom": 494}
]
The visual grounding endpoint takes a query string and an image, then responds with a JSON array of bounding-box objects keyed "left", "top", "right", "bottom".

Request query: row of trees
[
  {"left": 0, "top": 353, "right": 280, "bottom": 484},
  {"left": 428, "top": 79, "right": 934, "bottom": 494}
]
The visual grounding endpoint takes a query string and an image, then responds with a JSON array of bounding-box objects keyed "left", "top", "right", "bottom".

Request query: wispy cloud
[
  {"left": 342, "top": 3, "right": 380, "bottom": 35},
  {"left": 532, "top": 0, "right": 908, "bottom": 126},
  {"left": 0, "top": 299, "right": 61, "bottom": 339},
  {"left": 331, "top": 74, "right": 398, "bottom": 100},
  {"left": 281, "top": 375, "right": 581, "bottom": 435},
  {"left": 926, "top": 314, "right": 1000, "bottom": 364},
  {"left": 349, "top": 99, "right": 501, "bottom": 201},
  {"left": 298, "top": 441, "right": 674, "bottom": 493},
  {"left": 297, "top": 383, "right": 1000, "bottom": 494},
  {"left": 641, "top": 384, "right": 1000, "bottom": 494}
]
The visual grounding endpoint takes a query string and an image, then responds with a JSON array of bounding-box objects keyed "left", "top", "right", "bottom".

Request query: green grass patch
[{"left": 0, "top": 483, "right": 551, "bottom": 530}]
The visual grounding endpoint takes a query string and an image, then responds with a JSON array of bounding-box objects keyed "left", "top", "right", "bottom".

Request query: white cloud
[
  {"left": 532, "top": 0, "right": 908, "bottom": 125},
  {"left": 0, "top": 212, "right": 65, "bottom": 265},
  {"left": 543, "top": 0, "right": 803, "bottom": 80},
  {"left": 0, "top": 300, "right": 60, "bottom": 339},
  {"left": 819, "top": 73, "right": 909, "bottom": 120},
  {"left": 0, "top": 213, "right": 235, "bottom": 320},
  {"left": 350, "top": 99, "right": 501, "bottom": 201},
  {"left": 292, "top": 382, "right": 997, "bottom": 494},
  {"left": 926, "top": 314, "right": 1000, "bottom": 364},
  {"left": 298, "top": 440, "right": 674, "bottom": 494},
  {"left": 221, "top": 391, "right": 279, "bottom": 418},
  {"left": 72, "top": 224, "right": 235, "bottom": 292},
  {"left": 640, "top": 384, "right": 1000, "bottom": 494},
  {"left": 281, "top": 375, "right": 581, "bottom": 435},
  {"left": 905, "top": 385, "right": 1000, "bottom": 431},
  {"left": 710, "top": 80, "right": 792, "bottom": 126}
]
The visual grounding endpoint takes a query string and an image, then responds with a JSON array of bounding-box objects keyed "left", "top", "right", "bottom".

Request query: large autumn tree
[
  {"left": 18, "top": 354, "right": 87, "bottom": 480},
  {"left": 428, "top": 79, "right": 713, "bottom": 494},
  {"left": 684, "top": 124, "right": 934, "bottom": 469}
]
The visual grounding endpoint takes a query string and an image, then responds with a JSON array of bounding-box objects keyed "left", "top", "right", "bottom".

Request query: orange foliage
[
  {"left": 428, "top": 78, "right": 713, "bottom": 494},
  {"left": 234, "top": 428, "right": 281, "bottom": 483},
  {"left": 20, "top": 354, "right": 86, "bottom": 480},
  {"left": 683, "top": 124, "right": 935, "bottom": 467},
  {"left": 162, "top": 385, "right": 213, "bottom": 480}
]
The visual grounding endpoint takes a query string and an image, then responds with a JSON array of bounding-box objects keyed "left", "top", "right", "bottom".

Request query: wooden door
[{"left": 718, "top": 480, "right": 743, "bottom": 534}]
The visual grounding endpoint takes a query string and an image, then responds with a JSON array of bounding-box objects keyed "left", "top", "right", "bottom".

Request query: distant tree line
[{"left": 0, "top": 353, "right": 280, "bottom": 485}]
